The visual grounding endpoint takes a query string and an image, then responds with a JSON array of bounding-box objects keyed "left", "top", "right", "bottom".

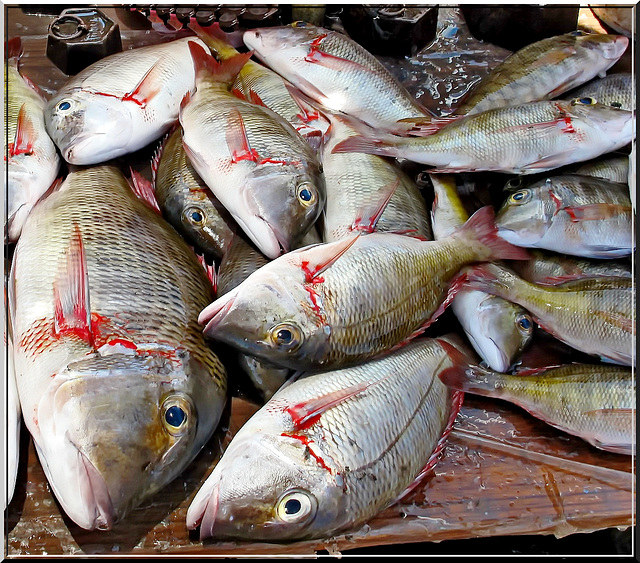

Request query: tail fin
[
  {"left": 188, "top": 21, "right": 239, "bottom": 60},
  {"left": 331, "top": 135, "right": 397, "bottom": 158},
  {"left": 6, "top": 37, "right": 22, "bottom": 62},
  {"left": 456, "top": 206, "right": 530, "bottom": 261},
  {"left": 188, "top": 41, "right": 252, "bottom": 86}
]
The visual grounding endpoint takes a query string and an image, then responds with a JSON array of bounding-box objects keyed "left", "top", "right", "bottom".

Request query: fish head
[
  {"left": 187, "top": 429, "right": 344, "bottom": 541},
  {"left": 34, "top": 350, "right": 224, "bottom": 531},
  {"left": 564, "top": 98, "right": 635, "bottom": 135},
  {"left": 243, "top": 23, "right": 323, "bottom": 63},
  {"left": 241, "top": 163, "right": 326, "bottom": 258},
  {"left": 466, "top": 293, "right": 534, "bottom": 372},
  {"left": 200, "top": 265, "right": 331, "bottom": 369},
  {"left": 45, "top": 90, "right": 135, "bottom": 164},
  {"left": 576, "top": 31, "right": 629, "bottom": 61},
  {"left": 495, "top": 183, "right": 550, "bottom": 246}
]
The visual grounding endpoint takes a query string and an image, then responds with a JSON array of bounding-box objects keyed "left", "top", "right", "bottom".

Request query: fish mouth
[
  {"left": 234, "top": 213, "right": 288, "bottom": 259},
  {"left": 187, "top": 480, "right": 220, "bottom": 540},
  {"left": 78, "top": 449, "right": 116, "bottom": 530},
  {"left": 199, "top": 292, "right": 237, "bottom": 337}
]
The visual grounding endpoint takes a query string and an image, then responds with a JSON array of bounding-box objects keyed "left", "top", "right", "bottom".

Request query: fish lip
[
  {"left": 193, "top": 481, "right": 221, "bottom": 540},
  {"left": 78, "top": 448, "right": 116, "bottom": 531},
  {"left": 199, "top": 293, "right": 237, "bottom": 337}
]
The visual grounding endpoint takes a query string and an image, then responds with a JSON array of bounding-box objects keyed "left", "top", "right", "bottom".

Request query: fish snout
[
  {"left": 78, "top": 449, "right": 117, "bottom": 530},
  {"left": 199, "top": 292, "right": 237, "bottom": 337}
]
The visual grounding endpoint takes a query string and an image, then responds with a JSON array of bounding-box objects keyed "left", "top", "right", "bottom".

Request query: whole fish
[
  {"left": 9, "top": 165, "right": 227, "bottom": 530},
  {"left": 242, "top": 22, "right": 433, "bottom": 133},
  {"left": 186, "top": 337, "right": 465, "bottom": 541},
  {"left": 153, "top": 127, "right": 237, "bottom": 261},
  {"left": 439, "top": 362, "right": 634, "bottom": 455},
  {"left": 457, "top": 262, "right": 635, "bottom": 366},
  {"left": 574, "top": 153, "right": 630, "bottom": 184},
  {"left": 188, "top": 22, "right": 329, "bottom": 145},
  {"left": 332, "top": 99, "right": 635, "bottom": 175},
  {"left": 456, "top": 31, "right": 628, "bottom": 116},
  {"left": 496, "top": 174, "right": 634, "bottom": 258},
  {"left": 6, "top": 37, "right": 61, "bottom": 243},
  {"left": 430, "top": 174, "right": 534, "bottom": 372},
  {"left": 509, "top": 249, "right": 632, "bottom": 285},
  {"left": 199, "top": 206, "right": 528, "bottom": 370},
  {"left": 45, "top": 36, "right": 207, "bottom": 165},
  {"left": 180, "top": 43, "right": 325, "bottom": 259},
  {"left": 321, "top": 112, "right": 432, "bottom": 242},
  {"left": 563, "top": 73, "right": 634, "bottom": 111}
]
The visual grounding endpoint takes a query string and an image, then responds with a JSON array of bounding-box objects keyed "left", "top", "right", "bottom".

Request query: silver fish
[
  {"left": 563, "top": 73, "right": 634, "bottom": 111},
  {"left": 575, "top": 153, "right": 630, "bottom": 184},
  {"left": 186, "top": 337, "right": 465, "bottom": 541}
]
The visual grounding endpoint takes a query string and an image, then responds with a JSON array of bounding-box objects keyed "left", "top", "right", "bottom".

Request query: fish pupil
[
  {"left": 58, "top": 101, "right": 71, "bottom": 111},
  {"left": 191, "top": 211, "right": 203, "bottom": 222},
  {"left": 579, "top": 97, "right": 594, "bottom": 105},
  {"left": 285, "top": 498, "right": 301, "bottom": 514},
  {"left": 518, "top": 317, "right": 531, "bottom": 330},
  {"left": 299, "top": 188, "right": 312, "bottom": 202},
  {"left": 165, "top": 405, "right": 186, "bottom": 427},
  {"left": 277, "top": 328, "right": 293, "bottom": 343}
]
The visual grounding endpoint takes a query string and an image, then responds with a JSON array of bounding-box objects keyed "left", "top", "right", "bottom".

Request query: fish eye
[
  {"left": 269, "top": 322, "right": 303, "bottom": 351},
  {"left": 57, "top": 100, "right": 73, "bottom": 111},
  {"left": 571, "top": 97, "right": 597, "bottom": 106},
  {"left": 508, "top": 189, "right": 531, "bottom": 205},
  {"left": 611, "top": 101, "right": 623, "bottom": 108},
  {"left": 161, "top": 395, "right": 192, "bottom": 436},
  {"left": 297, "top": 183, "right": 316, "bottom": 206},
  {"left": 185, "top": 206, "right": 205, "bottom": 225},
  {"left": 505, "top": 177, "right": 523, "bottom": 191},
  {"left": 570, "top": 30, "right": 587, "bottom": 36},
  {"left": 276, "top": 490, "right": 316, "bottom": 523},
  {"left": 292, "top": 21, "right": 308, "bottom": 28},
  {"left": 516, "top": 313, "right": 533, "bottom": 335}
]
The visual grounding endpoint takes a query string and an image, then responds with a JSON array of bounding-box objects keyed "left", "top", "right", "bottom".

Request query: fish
[
  {"left": 5, "top": 320, "right": 21, "bottom": 508},
  {"left": 456, "top": 262, "right": 635, "bottom": 366},
  {"left": 321, "top": 111, "right": 432, "bottom": 242},
  {"left": 45, "top": 36, "right": 207, "bottom": 165},
  {"left": 430, "top": 174, "right": 534, "bottom": 372},
  {"left": 508, "top": 249, "right": 632, "bottom": 286},
  {"left": 455, "top": 31, "right": 629, "bottom": 116},
  {"left": 496, "top": 174, "right": 634, "bottom": 258},
  {"left": 242, "top": 22, "right": 434, "bottom": 134},
  {"left": 563, "top": 73, "right": 634, "bottom": 111},
  {"left": 198, "top": 206, "right": 528, "bottom": 370},
  {"left": 179, "top": 42, "right": 326, "bottom": 259},
  {"left": 8, "top": 164, "right": 227, "bottom": 530},
  {"left": 6, "top": 37, "right": 61, "bottom": 243},
  {"left": 153, "top": 126, "right": 237, "bottom": 261},
  {"left": 574, "top": 153, "right": 630, "bottom": 184},
  {"left": 332, "top": 99, "right": 635, "bottom": 175},
  {"left": 439, "top": 361, "right": 635, "bottom": 455},
  {"left": 188, "top": 22, "right": 329, "bottom": 145},
  {"left": 186, "top": 337, "right": 466, "bottom": 541}
]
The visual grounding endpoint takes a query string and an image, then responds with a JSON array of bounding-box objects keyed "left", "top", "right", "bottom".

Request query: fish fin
[
  {"left": 301, "top": 130, "right": 324, "bottom": 153},
  {"left": 123, "top": 59, "right": 166, "bottom": 108},
  {"left": 53, "top": 224, "right": 94, "bottom": 347},
  {"left": 188, "top": 41, "right": 252, "bottom": 85},
  {"left": 437, "top": 361, "right": 500, "bottom": 396},
  {"left": 559, "top": 203, "right": 630, "bottom": 222},
  {"left": 350, "top": 179, "right": 400, "bottom": 234},
  {"left": 452, "top": 263, "right": 518, "bottom": 299},
  {"left": 304, "top": 38, "right": 369, "bottom": 74},
  {"left": 230, "top": 86, "right": 247, "bottom": 101},
  {"left": 395, "top": 116, "right": 461, "bottom": 137},
  {"left": 457, "top": 206, "right": 531, "bottom": 261},
  {"left": 182, "top": 138, "right": 209, "bottom": 172},
  {"left": 395, "top": 389, "right": 465, "bottom": 501},
  {"left": 10, "top": 104, "right": 36, "bottom": 157},
  {"left": 148, "top": 10, "right": 182, "bottom": 33},
  {"left": 290, "top": 73, "right": 330, "bottom": 107},
  {"left": 6, "top": 37, "right": 23, "bottom": 67},
  {"left": 150, "top": 128, "right": 174, "bottom": 185},
  {"left": 225, "top": 108, "right": 259, "bottom": 164},
  {"left": 285, "top": 380, "right": 372, "bottom": 431},
  {"left": 129, "top": 168, "right": 161, "bottom": 214},
  {"left": 187, "top": 21, "right": 240, "bottom": 59},
  {"left": 196, "top": 253, "right": 218, "bottom": 295},
  {"left": 248, "top": 88, "right": 268, "bottom": 108},
  {"left": 331, "top": 135, "right": 396, "bottom": 158},
  {"left": 284, "top": 82, "right": 328, "bottom": 125},
  {"left": 298, "top": 235, "right": 360, "bottom": 283}
]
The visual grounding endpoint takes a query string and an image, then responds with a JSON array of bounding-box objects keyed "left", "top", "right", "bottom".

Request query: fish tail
[
  {"left": 188, "top": 21, "right": 239, "bottom": 60},
  {"left": 6, "top": 37, "right": 22, "bottom": 62},
  {"left": 458, "top": 206, "right": 530, "bottom": 261},
  {"left": 331, "top": 135, "right": 397, "bottom": 158},
  {"left": 188, "top": 41, "right": 252, "bottom": 86}
]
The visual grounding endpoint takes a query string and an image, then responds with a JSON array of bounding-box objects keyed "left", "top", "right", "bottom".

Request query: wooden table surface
[{"left": 4, "top": 4, "right": 635, "bottom": 557}]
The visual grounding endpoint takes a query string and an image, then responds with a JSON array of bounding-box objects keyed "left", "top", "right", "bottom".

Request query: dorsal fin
[
  {"left": 350, "top": 178, "right": 400, "bottom": 234},
  {"left": 298, "top": 235, "right": 360, "bottom": 284},
  {"left": 129, "top": 168, "right": 161, "bottom": 213},
  {"left": 11, "top": 104, "right": 36, "bottom": 157}
]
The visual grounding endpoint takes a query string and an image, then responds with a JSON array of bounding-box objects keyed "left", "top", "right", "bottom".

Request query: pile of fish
[{"left": 5, "top": 13, "right": 635, "bottom": 546}]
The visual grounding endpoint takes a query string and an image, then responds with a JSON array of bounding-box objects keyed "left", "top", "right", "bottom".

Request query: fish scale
[
  {"left": 10, "top": 164, "right": 227, "bottom": 531},
  {"left": 186, "top": 338, "right": 461, "bottom": 541}
]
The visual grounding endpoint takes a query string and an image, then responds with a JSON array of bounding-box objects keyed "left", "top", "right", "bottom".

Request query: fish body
[
  {"left": 332, "top": 99, "right": 634, "bottom": 175},
  {"left": 6, "top": 329, "right": 20, "bottom": 508},
  {"left": 45, "top": 37, "right": 206, "bottom": 165},
  {"left": 187, "top": 337, "right": 465, "bottom": 541},
  {"left": 199, "top": 206, "right": 528, "bottom": 370},
  {"left": 575, "top": 153, "right": 630, "bottom": 183},
  {"left": 6, "top": 38, "right": 61, "bottom": 243},
  {"left": 509, "top": 249, "right": 632, "bottom": 285},
  {"left": 496, "top": 174, "right": 634, "bottom": 258},
  {"left": 563, "top": 73, "right": 634, "bottom": 111},
  {"left": 459, "top": 263, "right": 635, "bottom": 366},
  {"left": 153, "top": 127, "right": 236, "bottom": 261},
  {"left": 439, "top": 362, "right": 634, "bottom": 455},
  {"left": 242, "top": 23, "right": 432, "bottom": 133},
  {"left": 456, "top": 32, "right": 629, "bottom": 115},
  {"left": 179, "top": 44, "right": 325, "bottom": 259},
  {"left": 321, "top": 112, "right": 432, "bottom": 242},
  {"left": 9, "top": 165, "right": 227, "bottom": 530}
]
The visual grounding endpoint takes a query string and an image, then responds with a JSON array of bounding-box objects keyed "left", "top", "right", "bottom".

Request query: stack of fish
[{"left": 5, "top": 14, "right": 635, "bottom": 546}]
